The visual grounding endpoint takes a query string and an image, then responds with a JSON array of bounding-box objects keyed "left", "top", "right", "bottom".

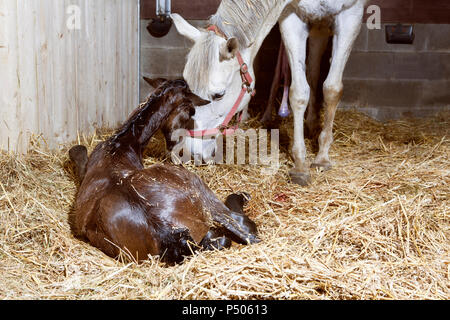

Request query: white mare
[{"left": 172, "top": 0, "right": 368, "bottom": 185}]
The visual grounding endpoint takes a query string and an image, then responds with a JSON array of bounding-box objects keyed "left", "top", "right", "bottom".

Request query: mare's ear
[
  {"left": 186, "top": 92, "right": 210, "bottom": 106},
  {"left": 219, "top": 37, "right": 239, "bottom": 61},
  {"left": 171, "top": 13, "right": 202, "bottom": 42},
  {"left": 143, "top": 77, "right": 166, "bottom": 88}
]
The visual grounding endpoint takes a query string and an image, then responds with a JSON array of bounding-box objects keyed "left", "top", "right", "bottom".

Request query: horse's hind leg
[
  {"left": 312, "top": 5, "right": 364, "bottom": 170},
  {"left": 305, "top": 27, "right": 330, "bottom": 140},
  {"left": 261, "top": 41, "right": 283, "bottom": 125}
]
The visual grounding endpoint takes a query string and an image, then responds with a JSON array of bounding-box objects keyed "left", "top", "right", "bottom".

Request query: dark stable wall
[{"left": 140, "top": 0, "right": 450, "bottom": 120}]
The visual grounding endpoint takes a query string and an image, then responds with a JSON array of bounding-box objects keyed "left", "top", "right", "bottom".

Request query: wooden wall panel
[
  {"left": 0, "top": 0, "right": 140, "bottom": 153},
  {"left": 0, "top": 0, "right": 23, "bottom": 152}
]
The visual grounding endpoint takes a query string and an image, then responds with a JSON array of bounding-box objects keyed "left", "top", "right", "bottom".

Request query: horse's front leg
[
  {"left": 280, "top": 13, "right": 311, "bottom": 186},
  {"left": 312, "top": 5, "right": 364, "bottom": 170}
]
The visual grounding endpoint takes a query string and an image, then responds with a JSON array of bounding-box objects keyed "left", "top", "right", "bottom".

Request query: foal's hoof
[
  {"left": 236, "top": 191, "right": 251, "bottom": 204},
  {"left": 200, "top": 232, "right": 232, "bottom": 251},
  {"left": 246, "top": 234, "right": 261, "bottom": 245},
  {"left": 311, "top": 161, "right": 332, "bottom": 171},
  {"left": 289, "top": 169, "right": 311, "bottom": 186}
]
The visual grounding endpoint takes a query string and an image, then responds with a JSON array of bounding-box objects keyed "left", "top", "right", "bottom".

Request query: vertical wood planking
[
  {"left": 64, "top": 0, "right": 77, "bottom": 143},
  {"left": 0, "top": 0, "right": 20, "bottom": 151},
  {"left": 0, "top": 0, "right": 140, "bottom": 153},
  {"left": 15, "top": 0, "right": 38, "bottom": 150},
  {"left": 103, "top": 0, "right": 113, "bottom": 127},
  {"left": 85, "top": 0, "right": 97, "bottom": 133}
]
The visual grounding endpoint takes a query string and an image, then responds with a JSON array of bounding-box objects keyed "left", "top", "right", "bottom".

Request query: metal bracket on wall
[
  {"left": 385, "top": 24, "right": 415, "bottom": 44},
  {"left": 147, "top": 0, "right": 172, "bottom": 38}
]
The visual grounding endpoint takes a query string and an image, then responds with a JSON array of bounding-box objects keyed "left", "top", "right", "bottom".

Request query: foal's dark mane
[{"left": 108, "top": 79, "right": 188, "bottom": 151}]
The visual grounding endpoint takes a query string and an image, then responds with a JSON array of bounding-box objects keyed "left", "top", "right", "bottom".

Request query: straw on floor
[{"left": 0, "top": 109, "right": 448, "bottom": 299}]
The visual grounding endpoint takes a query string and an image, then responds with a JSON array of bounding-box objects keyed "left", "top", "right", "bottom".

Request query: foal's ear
[
  {"left": 186, "top": 92, "right": 210, "bottom": 106},
  {"left": 219, "top": 37, "right": 239, "bottom": 61},
  {"left": 143, "top": 76, "right": 166, "bottom": 89}
]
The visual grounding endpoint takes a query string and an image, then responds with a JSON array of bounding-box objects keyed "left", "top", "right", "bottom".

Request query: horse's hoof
[
  {"left": 311, "top": 161, "right": 332, "bottom": 171},
  {"left": 289, "top": 169, "right": 311, "bottom": 186},
  {"left": 260, "top": 116, "right": 272, "bottom": 128}
]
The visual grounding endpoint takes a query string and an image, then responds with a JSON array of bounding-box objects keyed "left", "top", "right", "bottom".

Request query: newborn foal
[{"left": 69, "top": 79, "right": 259, "bottom": 264}]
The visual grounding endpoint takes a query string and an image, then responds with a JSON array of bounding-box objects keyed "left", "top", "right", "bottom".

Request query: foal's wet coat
[{"left": 69, "top": 80, "right": 259, "bottom": 264}]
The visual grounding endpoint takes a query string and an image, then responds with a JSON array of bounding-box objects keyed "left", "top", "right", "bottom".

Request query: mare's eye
[{"left": 212, "top": 92, "right": 225, "bottom": 101}]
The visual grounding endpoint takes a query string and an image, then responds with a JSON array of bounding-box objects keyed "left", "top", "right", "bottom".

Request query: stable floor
[{"left": 0, "top": 110, "right": 448, "bottom": 299}]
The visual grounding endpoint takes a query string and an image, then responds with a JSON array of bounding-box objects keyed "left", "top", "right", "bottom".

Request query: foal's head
[{"left": 143, "top": 77, "right": 209, "bottom": 151}]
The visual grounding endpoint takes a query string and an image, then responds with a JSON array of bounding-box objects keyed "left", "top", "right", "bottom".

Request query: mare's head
[
  {"left": 171, "top": 14, "right": 241, "bottom": 101},
  {"left": 143, "top": 77, "right": 209, "bottom": 151},
  {"left": 171, "top": 13, "right": 254, "bottom": 161}
]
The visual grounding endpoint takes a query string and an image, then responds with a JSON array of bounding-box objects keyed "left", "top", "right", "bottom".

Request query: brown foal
[{"left": 69, "top": 79, "right": 259, "bottom": 264}]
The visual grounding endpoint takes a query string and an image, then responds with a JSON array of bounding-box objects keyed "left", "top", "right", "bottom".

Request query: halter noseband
[{"left": 187, "top": 25, "right": 255, "bottom": 138}]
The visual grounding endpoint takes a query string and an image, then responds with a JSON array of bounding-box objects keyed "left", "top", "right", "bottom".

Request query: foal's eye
[{"left": 212, "top": 92, "right": 225, "bottom": 101}]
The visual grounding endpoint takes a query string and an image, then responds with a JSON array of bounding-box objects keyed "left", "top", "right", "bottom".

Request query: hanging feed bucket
[{"left": 147, "top": 0, "right": 173, "bottom": 38}]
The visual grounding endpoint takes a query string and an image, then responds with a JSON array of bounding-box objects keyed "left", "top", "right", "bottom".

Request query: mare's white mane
[
  {"left": 210, "top": 0, "right": 278, "bottom": 48},
  {"left": 184, "top": 0, "right": 278, "bottom": 96}
]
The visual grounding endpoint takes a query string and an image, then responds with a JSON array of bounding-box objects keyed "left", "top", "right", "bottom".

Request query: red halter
[{"left": 187, "top": 25, "right": 255, "bottom": 138}]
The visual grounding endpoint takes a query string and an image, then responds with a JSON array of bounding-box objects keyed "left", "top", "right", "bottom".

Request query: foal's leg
[
  {"left": 312, "top": 5, "right": 364, "bottom": 169},
  {"left": 69, "top": 145, "right": 88, "bottom": 182},
  {"left": 200, "top": 228, "right": 232, "bottom": 251},
  {"left": 224, "top": 193, "right": 257, "bottom": 243},
  {"left": 205, "top": 192, "right": 258, "bottom": 248},
  {"left": 200, "top": 192, "right": 254, "bottom": 250},
  {"left": 279, "top": 12, "right": 311, "bottom": 185},
  {"left": 224, "top": 192, "right": 251, "bottom": 214}
]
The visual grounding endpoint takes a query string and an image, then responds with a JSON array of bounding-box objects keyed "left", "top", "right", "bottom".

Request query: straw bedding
[{"left": 0, "top": 109, "right": 448, "bottom": 299}]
